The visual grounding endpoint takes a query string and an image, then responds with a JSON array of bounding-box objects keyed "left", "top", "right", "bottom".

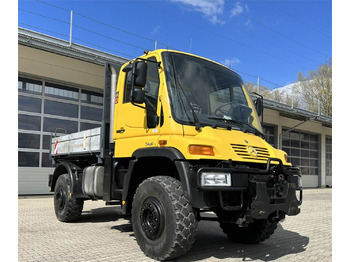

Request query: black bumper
[{"left": 196, "top": 158, "right": 302, "bottom": 219}]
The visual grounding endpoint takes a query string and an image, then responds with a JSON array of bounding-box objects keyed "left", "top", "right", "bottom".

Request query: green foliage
[
  {"left": 296, "top": 59, "right": 332, "bottom": 116},
  {"left": 245, "top": 59, "right": 332, "bottom": 117}
]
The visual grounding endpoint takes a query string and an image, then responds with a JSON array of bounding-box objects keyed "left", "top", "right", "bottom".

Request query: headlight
[{"left": 201, "top": 172, "right": 231, "bottom": 187}]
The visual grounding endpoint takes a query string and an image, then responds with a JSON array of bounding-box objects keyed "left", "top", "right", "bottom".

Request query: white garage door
[
  {"left": 18, "top": 77, "right": 103, "bottom": 194},
  {"left": 282, "top": 129, "right": 319, "bottom": 188}
]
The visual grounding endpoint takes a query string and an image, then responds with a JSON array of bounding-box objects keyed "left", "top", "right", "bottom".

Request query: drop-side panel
[{"left": 50, "top": 127, "right": 101, "bottom": 156}]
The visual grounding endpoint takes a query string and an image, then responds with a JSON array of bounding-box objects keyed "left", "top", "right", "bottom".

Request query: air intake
[{"left": 231, "top": 144, "right": 270, "bottom": 161}]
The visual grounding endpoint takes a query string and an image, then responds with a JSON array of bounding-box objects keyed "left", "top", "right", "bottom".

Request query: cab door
[{"left": 113, "top": 55, "right": 161, "bottom": 157}]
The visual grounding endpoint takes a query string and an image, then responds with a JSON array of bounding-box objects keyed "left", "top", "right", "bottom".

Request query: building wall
[
  {"left": 19, "top": 45, "right": 104, "bottom": 91},
  {"left": 18, "top": 45, "right": 105, "bottom": 195},
  {"left": 263, "top": 108, "right": 332, "bottom": 188}
]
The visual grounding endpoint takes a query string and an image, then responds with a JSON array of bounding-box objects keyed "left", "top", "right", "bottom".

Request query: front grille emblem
[{"left": 247, "top": 146, "right": 258, "bottom": 157}]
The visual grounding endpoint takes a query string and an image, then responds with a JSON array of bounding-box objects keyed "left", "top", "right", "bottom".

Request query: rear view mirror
[
  {"left": 147, "top": 109, "right": 159, "bottom": 129},
  {"left": 131, "top": 88, "right": 145, "bottom": 104},
  {"left": 254, "top": 96, "right": 263, "bottom": 117},
  {"left": 134, "top": 61, "right": 147, "bottom": 87}
]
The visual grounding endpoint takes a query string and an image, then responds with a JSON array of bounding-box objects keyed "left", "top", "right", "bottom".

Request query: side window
[
  {"left": 123, "top": 57, "right": 160, "bottom": 109},
  {"left": 123, "top": 71, "right": 133, "bottom": 103},
  {"left": 145, "top": 57, "right": 160, "bottom": 111}
]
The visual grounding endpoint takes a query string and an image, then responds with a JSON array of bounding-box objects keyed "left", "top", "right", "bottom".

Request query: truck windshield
[{"left": 162, "top": 52, "right": 262, "bottom": 133}]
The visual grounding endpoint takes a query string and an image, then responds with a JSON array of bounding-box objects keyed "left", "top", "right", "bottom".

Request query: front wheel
[
  {"left": 54, "top": 174, "right": 84, "bottom": 222},
  {"left": 131, "top": 176, "right": 198, "bottom": 261}
]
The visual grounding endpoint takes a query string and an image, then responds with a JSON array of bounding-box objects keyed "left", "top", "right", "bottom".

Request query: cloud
[
  {"left": 171, "top": 0, "right": 225, "bottom": 24},
  {"left": 230, "top": 2, "right": 248, "bottom": 17},
  {"left": 222, "top": 57, "right": 241, "bottom": 67},
  {"left": 151, "top": 25, "right": 161, "bottom": 36}
]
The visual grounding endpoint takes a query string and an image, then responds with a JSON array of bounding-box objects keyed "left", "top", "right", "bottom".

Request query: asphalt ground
[{"left": 17, "top": 188, "right": 331, "bottom": 261}]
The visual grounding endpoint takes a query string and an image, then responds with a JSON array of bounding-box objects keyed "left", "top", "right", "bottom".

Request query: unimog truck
[{"left": 48, "top": 50, "right": 302, "bottom": 260}]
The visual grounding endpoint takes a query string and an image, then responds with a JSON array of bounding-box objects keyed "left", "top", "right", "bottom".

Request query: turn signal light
[
  {"left": 188, "top": 145, "right": 215, "bottom": 156},
  {"left": 159, "top": 140, "right": 167, "bottom": 146}
]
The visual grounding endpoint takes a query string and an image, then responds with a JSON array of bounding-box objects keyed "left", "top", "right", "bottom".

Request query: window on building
[
  {"left": 81, "top": 90, "right": 103, "bottom": 105},
  {"left": 81, "top": 106, "right": 103, "bottom": 122},
  {"left": 41, "top": 153, "right": 52, "bottom": 168},
  {"left": 18, "top": 133, "right": 40, "bottom": 149},
  {"left": 18, "top": 151, "right": 40, "bottom": 167},
  {"left": 45, "top": 83, "right": 79, "bottom": 101},
  {"left": 18, "top": 77, "right": 103, "bottom": 167},
  {"left": 18, "top": 77, "right": 42, "bottom": 94},
  {"left": 80, "top": 122, "right": 101, "bottom": 131},
  {"left": 282, "top": 129, "right": 319, "bottom": 176},
  {"left": 43, "top": 117, "right": 78, "bottom": 133},
  {"left": 18, "top": 114, "right": 41, "bottom": 131},
  {"left": 44, "top": 100, "right": 79, "bottom": 118},
  {"left": 263, "top": 124, "right": 276, "bottom": 147},
  {"left": 18, "top": 96, "right": 42, "bottom": 113}
]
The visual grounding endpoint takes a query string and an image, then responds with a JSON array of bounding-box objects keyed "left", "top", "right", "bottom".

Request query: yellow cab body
[{"left": 112, "top": 49, "right": 290, "bottom": 166}]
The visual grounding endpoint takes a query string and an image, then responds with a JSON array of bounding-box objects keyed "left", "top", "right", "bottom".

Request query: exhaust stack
[{"left": 109, "top": 65, "right": 117, "bottom": 144}]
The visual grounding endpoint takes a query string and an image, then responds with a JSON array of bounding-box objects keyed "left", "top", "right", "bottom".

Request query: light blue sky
[{"left": 18, "top": 0, "right": 332, "bottom": 89}]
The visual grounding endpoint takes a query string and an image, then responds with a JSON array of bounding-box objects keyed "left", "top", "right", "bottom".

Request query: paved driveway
[{"left": 18, "top": 189, "right": 331, "bottom": 261}]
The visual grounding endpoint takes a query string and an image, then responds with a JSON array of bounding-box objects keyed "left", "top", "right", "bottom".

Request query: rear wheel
[
  {"left": 131, "top": 176, "right": 198, "bottom": 260},
  {"left": 219, "top": 218, "right": 278, "bottom": 244},
  {"left": 54, "top": 174, "right": 84, "bottom": 222}
]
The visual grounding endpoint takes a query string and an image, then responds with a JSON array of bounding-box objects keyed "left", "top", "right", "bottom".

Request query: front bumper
[{"left": 197, "top": 158, "right": 302, "bottom": 219}]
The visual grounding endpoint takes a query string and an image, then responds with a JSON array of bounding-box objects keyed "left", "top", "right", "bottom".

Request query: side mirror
[
  {"left": 147, "top": 109, "right": 159, "bottom": 129},
  {"left": 134, "top": 61, "right": 147, "bottom": 87},
  {"left": 254, "top": 96, "right": 263, "bottom": 117},
  {"left": 131, "top": 88, "right": 145, "bottom": 104}
]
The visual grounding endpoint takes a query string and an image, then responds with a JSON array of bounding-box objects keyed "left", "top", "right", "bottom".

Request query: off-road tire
[
  {"left": 54, "top": 173, "right": 84, "bottom": 222},
  {"left": 219, "top": 219, "right": 278, "bottom": 244},
  {"left": 131, "top": 176, "right": 198, "bottom": 261}
]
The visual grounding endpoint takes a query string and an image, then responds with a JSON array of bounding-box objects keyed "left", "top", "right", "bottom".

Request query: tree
[
  {"left": 245, "top": 81, "right": 270, "bottom": 97},
  {"left": 296, "top": 59, "right": 332, "bottom": 116}
]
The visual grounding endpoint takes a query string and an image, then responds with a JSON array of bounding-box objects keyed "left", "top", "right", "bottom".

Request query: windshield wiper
[{"left": 208, "top": 117, "right": 266, "bottom": 139}]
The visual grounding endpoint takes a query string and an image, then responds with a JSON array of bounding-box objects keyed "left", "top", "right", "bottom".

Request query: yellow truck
[{"left": 49, "top": 50, "right": 302, "bottom": 260}]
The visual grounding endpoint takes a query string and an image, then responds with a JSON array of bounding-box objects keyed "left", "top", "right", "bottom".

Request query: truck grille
[{"left": 231, "top": 144, "right": 270, "bottom": 161}]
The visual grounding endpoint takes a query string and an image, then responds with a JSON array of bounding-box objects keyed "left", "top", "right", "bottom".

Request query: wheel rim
[
  {"left": 55, "top": 187, "right": 66, "bottom": 211},
  {"left": 140, "top": 197, "right": 165, "bottom": 240}
]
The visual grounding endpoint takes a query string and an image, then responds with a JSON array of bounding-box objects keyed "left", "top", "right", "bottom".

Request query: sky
[{"left": 18, "top": 0, "right": 332, "bottom": 90}]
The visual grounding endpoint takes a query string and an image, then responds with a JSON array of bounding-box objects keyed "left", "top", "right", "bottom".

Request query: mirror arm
[
  {"left": 250, "top": 92, "right": 264, "bottom": 123},
  {"left": 131, "top": 102, "right": 158, "bottom": 115}
]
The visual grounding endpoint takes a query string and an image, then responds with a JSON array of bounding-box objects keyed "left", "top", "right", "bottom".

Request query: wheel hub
[
  {"left": 140, "top": 197, "right": 165, "bottom": 240},
  {"left": 55, "top": 187, "right": 66, "bottom": 211}
]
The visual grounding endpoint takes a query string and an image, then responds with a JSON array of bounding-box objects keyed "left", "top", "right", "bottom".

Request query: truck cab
[{"left": 49, "top": 50, "right": 302, "bottom": 261}]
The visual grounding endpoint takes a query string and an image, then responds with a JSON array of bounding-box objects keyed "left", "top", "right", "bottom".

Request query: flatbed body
[{"left": 50, "top": 127, "right": 101, "bottom": 157}]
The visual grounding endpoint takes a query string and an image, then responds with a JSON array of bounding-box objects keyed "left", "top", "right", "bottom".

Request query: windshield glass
[{"left": 162, "top": 52, "right": 262, "bottom": 133}]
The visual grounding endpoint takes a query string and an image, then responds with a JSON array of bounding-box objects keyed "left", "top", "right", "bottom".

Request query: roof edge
[{"left": 18, "top": 27, "right": 129, "bottom": 66}]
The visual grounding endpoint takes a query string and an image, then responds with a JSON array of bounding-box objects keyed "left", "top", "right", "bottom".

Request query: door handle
[{"left": 116, "top": 128, "right": 125, "bottom": 134}]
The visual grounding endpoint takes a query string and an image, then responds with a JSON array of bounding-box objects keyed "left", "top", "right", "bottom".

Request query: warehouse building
[{"left": 18, "top": 28, "right": 332, "bottom": 194}]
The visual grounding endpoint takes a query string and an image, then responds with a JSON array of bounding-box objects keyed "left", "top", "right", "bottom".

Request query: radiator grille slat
[{"left": 231, "top": 144, "right": 270, "bottom": 161}]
